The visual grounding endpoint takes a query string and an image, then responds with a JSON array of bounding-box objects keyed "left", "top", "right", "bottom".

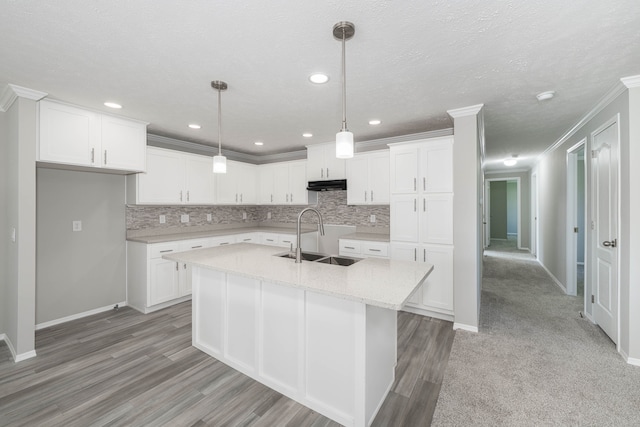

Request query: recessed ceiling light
[
  {"left": 302, "top": 133, "right": 313, "bottom": 138},
  {"left": 254, "top": 141, "right": 264, "bottom": 146},
  {"left": 188, "top": 124, "right": 201, "bottom": 129},
  {"left": 536, "top": 91, "right": 555, "bottom": 101},
  {"left": 104, "top": 102, "right": 122, "bottom": 109},
  {"left": 369, "top": 119, "right": 381, "bottom": 125},
  {"left": 309, "top": 73, "right": 329, "bottom": 84}
]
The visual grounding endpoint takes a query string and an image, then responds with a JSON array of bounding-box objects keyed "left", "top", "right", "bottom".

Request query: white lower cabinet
[
  {"left": 391, "top": 242, "right": 454, "bottom": 318},
  {"left": 339, "top": 239, "right": 389, "bottom": 259}
]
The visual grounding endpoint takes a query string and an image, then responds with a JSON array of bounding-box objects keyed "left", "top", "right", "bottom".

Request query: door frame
[
  {"left": 531, "top": 172, "right": 538, "bottom": 258},
  {"left": 485, "top": 177, "right": 522, "bottom": 249},
  {"left": 566, "top": 139, "right": 587, "bottom": 297}
]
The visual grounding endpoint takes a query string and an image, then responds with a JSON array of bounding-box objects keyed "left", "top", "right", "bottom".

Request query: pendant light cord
[
  {"left": 217, "top": 88, "right": 222, "bottom": 156},
  {"left": 341, "top": 28, "right": 348, "bottom": 132}
]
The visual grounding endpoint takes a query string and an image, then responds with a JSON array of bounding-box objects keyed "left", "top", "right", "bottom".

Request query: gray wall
[
  {"left": 507, "top": 181, "right": 517, "bottom": 235},
  {"left": 577, "top": 154, "right": 585, "bottom": 263},
  {"left": 489, "top": 181, "right": 507, "bottom": 239},
  {"left": 37, "top": 169, "right": 126, "bottom": 324},
  {"left": 485, "top": 171, "right": 531, "bottom": 249}
]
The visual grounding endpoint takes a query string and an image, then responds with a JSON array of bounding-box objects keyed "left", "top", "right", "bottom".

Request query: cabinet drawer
[
  {"left": 150, "top": 242, "right": 181, "bottom": 259},
  {"left": 180, "top": 238, "right": 212, "bottom": 251},
  {"left": 339, "top": 240, "right": 361, "bottom": 255},
  {"left": 362, "top": 241, "right": 389, "bottom": 257},
  {"left": 211, "top": 236, "right": 237, "bottom": 247}
]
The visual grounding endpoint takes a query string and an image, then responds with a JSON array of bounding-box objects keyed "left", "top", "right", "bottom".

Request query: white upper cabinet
[
  {"left": 258, "top": 160, "right": 308, "bottom": 205},
  {"left": 128, "top": 147, "right": 214, "bottom": 205},
  {"left": 38, "top": 99, "right": 147, "bottom": 173},
  {"left": 419, "top": 139, "right": 453, "bottom": 193},
  {"left": 389, "top": 145, "right": 419, "bottom": 194},
  {"left": 216, "top": 160, "right": 257, "bottom": 205},
  {"left": 306, "top": 143, "right": 346, "bottom": 181},
  {"left": 346, "top": 150, "right": 389, "bottom": 205}
]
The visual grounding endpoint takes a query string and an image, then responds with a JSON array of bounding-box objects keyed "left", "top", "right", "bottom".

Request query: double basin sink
[{"left": 276, "top": 250, "right": 361, "bottom": 266}]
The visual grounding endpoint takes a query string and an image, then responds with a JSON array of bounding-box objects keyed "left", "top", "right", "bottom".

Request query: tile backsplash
[{"left": 126, "top": 191, "right": 389, "bottom": 232}]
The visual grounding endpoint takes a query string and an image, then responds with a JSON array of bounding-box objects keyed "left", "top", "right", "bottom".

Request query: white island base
[{"left": 192, "top": 266, "right": 397, "bottom": 427}]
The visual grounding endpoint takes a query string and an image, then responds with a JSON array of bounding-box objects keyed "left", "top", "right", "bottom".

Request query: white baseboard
[
  {"left": 401, "top": 305, "right": 454, "bottom": 322},
  {"left": 36, "top": 301, "right": 127, "bottom": 330},
  {"left": 536, "top": 260, "right": 567, "bottom": 293},
  {"left": 0, "top": 333, "right": 37, "bottom": 363},
  {"left": 453, "top": 323, "right": 478, "bottom": 333},
  {"left": 619, "top": 347, "right": 640, "bottom": 366}
]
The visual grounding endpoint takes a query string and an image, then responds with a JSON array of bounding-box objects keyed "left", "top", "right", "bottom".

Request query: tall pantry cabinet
[{"left": 389, "top": 136, "right": 454, "bottom": 320}]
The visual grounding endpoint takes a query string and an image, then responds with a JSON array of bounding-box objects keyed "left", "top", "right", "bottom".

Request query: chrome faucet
[{"left": 296, "top": 207, "right": 325, "bottom": 263}]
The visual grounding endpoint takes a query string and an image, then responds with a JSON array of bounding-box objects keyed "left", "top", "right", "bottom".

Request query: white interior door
[
  {"left": 484, "top": 181, "right": 491, "bottom": 248},
  {"left": 591, "top": 117, "right": 619, "bottom": 344}
]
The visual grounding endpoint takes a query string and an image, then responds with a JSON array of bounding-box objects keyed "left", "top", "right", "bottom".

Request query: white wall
[
  {"left": 36, "top": 169, "right": 127, "bottom": 324},
  {"left": 3, "top": 97, "right": 37, "bottom": 359}
]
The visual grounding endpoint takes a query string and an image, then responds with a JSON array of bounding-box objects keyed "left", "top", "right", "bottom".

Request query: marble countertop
[
  {"left": 164, "top": 243, "right": 432, "bottom": 310},
  {"left": 339, "top": 232, "right": 390, "bottom": 242},
  {"left": 127, "top": 226, "right": 316, "bottom": 244}
]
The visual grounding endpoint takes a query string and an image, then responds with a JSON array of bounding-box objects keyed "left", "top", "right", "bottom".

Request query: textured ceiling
[{"left": 1, "top": 1, "right": 639, "bottom": 171}]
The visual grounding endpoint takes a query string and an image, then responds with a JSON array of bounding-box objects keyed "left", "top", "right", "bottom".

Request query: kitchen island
[{"left": 164, "top": 243, "right": 433, "bottom": 427}]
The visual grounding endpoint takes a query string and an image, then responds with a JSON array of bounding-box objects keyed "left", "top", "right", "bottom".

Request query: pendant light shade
[
  {"left": 211, "top": 80, "right": 228, "bottom": 174},
  {"left": 333, "top": 21, "right": 355, "bottom": 159}
]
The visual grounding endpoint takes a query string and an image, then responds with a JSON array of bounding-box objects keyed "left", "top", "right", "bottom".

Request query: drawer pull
[
  {"left": 243, "top": 238, "right": 251, "bottom": 241},
  {"left": 369, "top": 249, "right": 381, "bottom": 252},
  {"left": 344, "top": 246, "right": 355, "bottom": 250},
  {"left": 159, "top": 249, "right": 173, "bottom": 253},
  {"left": 266, "top": 239, "right": 275, "bottom": 242},
  {"left": 191, "top": 245, "right": 202, "bottom": 249},
  {"left": 220, "top": 242, "right": 229, "bottom": 245}
]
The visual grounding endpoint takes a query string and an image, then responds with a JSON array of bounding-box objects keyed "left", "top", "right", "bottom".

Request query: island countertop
[{"left": 164, "top": 243, "right": 433, "bottom": 310}]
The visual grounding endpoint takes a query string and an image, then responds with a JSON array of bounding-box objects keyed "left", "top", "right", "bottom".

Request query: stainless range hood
[{"left": 306, "top": 179, "right": 347, "bottom": 191}]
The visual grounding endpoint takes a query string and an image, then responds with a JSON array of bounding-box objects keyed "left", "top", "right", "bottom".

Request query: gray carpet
[{"left": 432, "top": 242, "right": 640, "bottom": 426}]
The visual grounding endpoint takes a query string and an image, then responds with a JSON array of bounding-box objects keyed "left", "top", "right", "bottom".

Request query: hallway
[{"left": 431, "top": 242, "right": 640, "bottom": 425}]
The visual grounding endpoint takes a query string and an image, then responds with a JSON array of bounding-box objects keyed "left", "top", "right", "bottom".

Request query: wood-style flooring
[{"left": 0, "top": 302, "right": 454, "bottom": 426}]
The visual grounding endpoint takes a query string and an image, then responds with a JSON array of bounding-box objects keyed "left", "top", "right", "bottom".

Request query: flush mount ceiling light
[
  {"left": 309, "top": 73, "right": 329, "bottom": 84},
  {"left": 188, "top": 123, "right": 201, "bottom": 129},
  {"left": 104, "top": 102, "right": 122, "bottom": 109},
  {"left": 211, "top": 80, "right": 228, "bottom": 174},
  {"left": 254, "top": 141, "right": 264, "bottom": 146},
  {"left": 369, "top": 119, "right": 381, "bottom": 125},
  {"left": 334, "top": 21, "right": 355, "bottom": 159},
  {"left": 504, "top": 154, "right": 519, "bottom": 166},
  {"left": 536, "top": 91, "right": 555, "bottom": 101},
  {"left": 302, "top": 133, "right": 313, "bottom": 138}
]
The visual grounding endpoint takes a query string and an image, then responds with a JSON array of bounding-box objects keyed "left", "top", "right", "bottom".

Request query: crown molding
[
  {"left": 538, "top": 79, "right": 628, "bottom": 160},
  {"left": 447, "top": 104, "right": 484, "bottom": 118},
  {"left": 356, "top": 128, "right": 454, "bottom": 152},
  {"left": 621, "top": 75, "right": 640, "bottom": 88},
  {"left": 0, "top": 84, "right": 48, "bottom": 112}
]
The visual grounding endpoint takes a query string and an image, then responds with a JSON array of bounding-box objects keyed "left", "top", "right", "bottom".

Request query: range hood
[{"left": 307, "top": 179, "right": 347, "bottom": 191}]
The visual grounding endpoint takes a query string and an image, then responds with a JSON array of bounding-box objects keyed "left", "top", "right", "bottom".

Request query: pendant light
[
  {"left": 333, "top": 21, "right": 355, "bottom": 159},
  {"left": 211, "top": 80, "right": 227, "bottom": 173}
]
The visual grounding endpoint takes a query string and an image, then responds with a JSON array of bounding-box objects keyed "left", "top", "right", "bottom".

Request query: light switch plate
[
  {"left": 370, "top": 215, "right": 376, "bottom": 223},
  {"left": 267, "top": 212, "right": 272, "bottom": 219},
  {"left": 11, "top": 227, "right": 16, "bottom": 242},
  {"left": 72, "top": 220, "right": 82, "bottom": 231},
  {"left": 159, "top": 215, "right": 166, "bottom": 224},
  {"left": 242, "top": 212, "right": 247, "bottom": 220},
  {"left": 180, "top": 214, "right": 189, "bottom": 223},
  {"left": 207, "top": 213, "right": 212, "bottom": 222}
]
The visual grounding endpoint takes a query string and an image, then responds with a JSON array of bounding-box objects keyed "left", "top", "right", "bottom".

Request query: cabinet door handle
[
  {"left": 423, "top": 177, "right": 426, "bottom": 191},
  {"left": 321, "top": 168, "right": 324, "bottom": 178},
  {"left": 220, "top": 242, "right": 229, "bottom": 245},
  {"left": 290, "top": 193, "right": 293, "bottom": 203},
  {"left": 364, "top": 191, "right": 367, "bottom": 202},
  {"left": 414, "top": 248, "right": 417, "bottom": 261},
  {"left": 183, "top": 263, "right": 187, "bottom": 269},
  {"left": 104, "top": 150, "right": 107, "bottom": 165},
  {"left": 423, "top": 198, "right": 426, "bottom": 212},
  {"left": 240, "top": 193, "right": 243, "bottom": 203},
  {"left": 271, "top": 194, "right": 273, "bottom": 203},
  {"left": 286, "top": 194, "right": 289, "bottom": 203},
  {"left": 187, "top": 191, "right": 190, "bottom": 202},
  {"left": 369, "top": 249, "right": 381, "bottom": 252},
  {"left": 243, "top": 238, "right": 251, "bottom": 241},
  {"left": 235, "top": 193, "right": 238, "bottom": 203},
  {"left": 91, "top": 148, "right": 95, "bottom": 163},
  {"left": 175, "top": 262, "right": 179, "bottom": 271},
  {"left": 414, "top": 198, "right": 417, "bottom": 212},
  {"left": 327, "top": 168, "right": 329, "bottom": 178},
  {"left": 424, "top": 248, "right": 426, "bottom": 262},
  {"left": 159, "top": 249, "right": 173, "bottom": 253},
  {"left": 191, "top": 245, "right": 202, "bottom": 249},
  {"left": 371, "top": 191, "right": 374, "bottom": 202},
  {"left": 414, "top": 177, "right": 417, "bottom": 191},
  {"left": 180, "top": 190, "right": 183, "bottom": 202}
]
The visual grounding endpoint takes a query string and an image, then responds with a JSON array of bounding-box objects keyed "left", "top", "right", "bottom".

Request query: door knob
[{"left": 603, "top": 239, "right": 617, "bottom": 248}]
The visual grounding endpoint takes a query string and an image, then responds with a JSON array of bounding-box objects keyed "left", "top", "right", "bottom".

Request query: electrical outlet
[
  {"left": 267, "top": 212, "right": 272, "bottom": 220},
  {"left": 180, "top": 214, "right": 189, "bottom": 223},
  {"left": 370, "top": 215, "right": 376, "bottom": 223},
  {"left": 207, "top": 213, "right": 212, "bottom": 222},
  {"left": 159, "top": 215, "right": 166, "bottom": 224},
  {"left": 72, "top": 220, "right": 82, "bottom": 231},
  {"left": 242, "top": 211, "right": 247, "bottom": 220}
]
